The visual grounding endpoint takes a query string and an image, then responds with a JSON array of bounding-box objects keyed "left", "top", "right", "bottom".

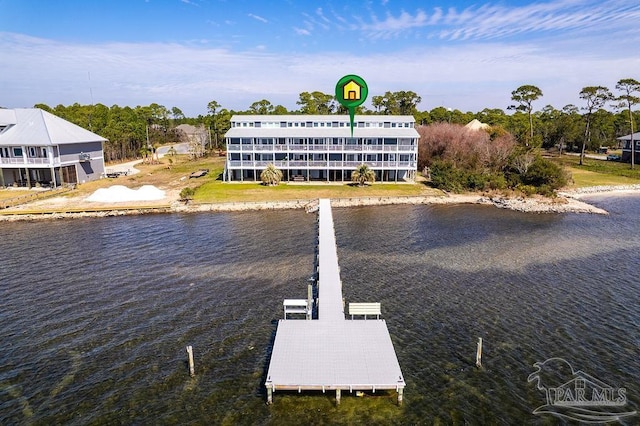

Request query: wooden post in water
[
  {"left": 186, "top": 345, "right": 195, "bottom": 377},
  {"left": 307, "top": 283, "right": 313, "bottom": 320},
  {"left": 476, "top": 337, "right": 483, "bottom": 368},
  {"left": 336, "top": 388, "right": 341, "bottom": 405},
  {"left": 398, "top": 388, "right": 404, "bottom": 405}
]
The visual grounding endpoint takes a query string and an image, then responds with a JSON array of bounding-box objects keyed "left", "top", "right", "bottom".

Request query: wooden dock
[{"left": 265, "top": 199, "right": 405, "bottom": 404}]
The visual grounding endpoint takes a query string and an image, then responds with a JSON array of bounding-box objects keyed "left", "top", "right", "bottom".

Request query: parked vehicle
[{"left": 606, "top": 154, "right": 621, "bottom": 161}]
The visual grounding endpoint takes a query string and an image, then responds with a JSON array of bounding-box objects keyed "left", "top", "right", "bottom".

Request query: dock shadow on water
[{"left": 1, "top": 198, "right": 639, "bottom": 424}]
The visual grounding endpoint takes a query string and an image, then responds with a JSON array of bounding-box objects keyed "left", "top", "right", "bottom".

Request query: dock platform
[{"left": 265, "top": 199, "right": 405, "bottom": 404}]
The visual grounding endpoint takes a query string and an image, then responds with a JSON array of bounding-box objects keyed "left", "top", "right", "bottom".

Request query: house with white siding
[
  {"left": 224, "top": 115, "right": 419, "bottom": 182},
  {"left": 0, "top": 108, "right": 107, "bottom": 187}
]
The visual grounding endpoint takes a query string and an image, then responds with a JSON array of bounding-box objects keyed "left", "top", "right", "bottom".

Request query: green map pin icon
[{"left": 335, "top": 74, "right": 368, "bottom": 137}]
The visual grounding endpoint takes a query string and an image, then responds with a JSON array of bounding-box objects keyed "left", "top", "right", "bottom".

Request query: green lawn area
[
  {"left": 551, "top": 155, "right": 640, "bottom": 188},
  {"left": 193, "top": 167, "right": 440, "bottom": 203}
]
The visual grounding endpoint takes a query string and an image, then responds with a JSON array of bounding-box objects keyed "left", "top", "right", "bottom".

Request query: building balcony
[
  {"left": 226, "top": 144, "right": 416, "bottom": 153},
  {"left": 227, "top": 160, "right": 417, "bottom": 169},
  {"left": 0, "top": 157, "right": 60, "bottom": 167}
]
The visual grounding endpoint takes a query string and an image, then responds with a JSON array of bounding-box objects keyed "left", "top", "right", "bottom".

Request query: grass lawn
[{"left": 551, "top": 155, "right": 640, "bottom": 188}]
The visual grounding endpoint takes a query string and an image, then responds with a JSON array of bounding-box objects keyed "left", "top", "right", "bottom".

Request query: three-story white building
[{"left": 224, "top": 115, "right": 419, "bottom": 182}]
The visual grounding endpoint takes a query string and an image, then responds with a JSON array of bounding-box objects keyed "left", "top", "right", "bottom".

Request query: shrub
[
  {"left": 180, "top": 187, "right": 196, "bottom": 203},
  {"left": 522, "top": 157, "right": 568, "bottom": 190}
]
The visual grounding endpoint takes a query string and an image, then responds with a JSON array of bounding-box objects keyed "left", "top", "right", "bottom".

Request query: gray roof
[
  {"left": 0, "top": 108, "right": 107, "bottom": 146},
  {"left": 231, "top": 114, "right": 415, "bottom": 122},
  {"left": 617, "top": 132, "right": 640, "bottom": 140},
  {"left": 227, "top": 115, "right": 418, "bottom": 138}
]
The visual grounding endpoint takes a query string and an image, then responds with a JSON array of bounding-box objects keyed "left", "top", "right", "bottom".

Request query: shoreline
[{"left": 0, "top": 188, "right": 624, "bottom": 221}]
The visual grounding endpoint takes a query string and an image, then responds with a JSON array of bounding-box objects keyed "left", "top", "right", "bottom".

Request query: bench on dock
[
  {"left": 348, "top": 302, "right": 381, "bottom": 320},
  {"left": 283, "top": 299, "right": 309, "bottom": 319}
]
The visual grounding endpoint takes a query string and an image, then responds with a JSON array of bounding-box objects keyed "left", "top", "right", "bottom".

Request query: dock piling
[
  {"left": 186, "top": 345, "right": 195, "bottom": 377},
  {"left": 476, "top": 337, "right": 483, "bottom": 368}
]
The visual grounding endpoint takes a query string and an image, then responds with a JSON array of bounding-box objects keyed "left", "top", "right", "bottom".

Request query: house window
[
  {"left": 42, "top": 148, "right": 47, "bottom": 157},
  {"left": 13, "top": 147, "right": 23, "bottom": 157},
  {"left": 28, "top": 147, "right": 37, "bottom": 157},
  {"left": 0, "top": 147, "right": 9, "bottom": 157}
]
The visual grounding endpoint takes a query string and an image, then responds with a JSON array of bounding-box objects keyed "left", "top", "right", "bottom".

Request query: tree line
[{"left": 32, "top": 79, "right": 639, "bottom": 163}]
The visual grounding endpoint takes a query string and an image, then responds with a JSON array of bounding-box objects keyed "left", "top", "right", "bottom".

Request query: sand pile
[{"left": 86, "top": 185, "right": 166, "bottom": 203}]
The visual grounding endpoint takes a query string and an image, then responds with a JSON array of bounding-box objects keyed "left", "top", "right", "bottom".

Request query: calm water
[{"left": 1, "top": 196, "right": 639, "bottom": 425}]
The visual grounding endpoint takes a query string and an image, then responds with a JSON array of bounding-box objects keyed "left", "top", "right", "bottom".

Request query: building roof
[
  {"left": 230, "top": 114, "right": 415, "bottom": 123},
  {"left": 227, "top": 114, "right": 419, "bottom": 138},
  {"left": 465, "top": 119, "right": 490, "bottom": 131},
  {"left": 0, "top": 108, "right": 107, "bottom": 146},
  {"left": 617, "top": 132, "right": 640, "bottom": 140}
]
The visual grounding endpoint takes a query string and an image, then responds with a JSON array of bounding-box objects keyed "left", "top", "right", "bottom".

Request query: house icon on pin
[{"left": 343, "top": 80, "right": 361, "bottom": 101}]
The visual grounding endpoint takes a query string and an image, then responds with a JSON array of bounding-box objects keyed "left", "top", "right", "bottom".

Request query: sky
[{"left": 1, "top": 0, "right": 639, "bottom": 117}]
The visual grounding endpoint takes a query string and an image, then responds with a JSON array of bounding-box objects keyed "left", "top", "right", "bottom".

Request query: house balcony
[
  {"left": 0, "top": 157, "right": 60, "bottom": 167},
  {"left": 227, "top": 160, "right": 417, "bottom": 169},
  {"left": 226, "top": 144, "right": 416, "bottom": 153}
]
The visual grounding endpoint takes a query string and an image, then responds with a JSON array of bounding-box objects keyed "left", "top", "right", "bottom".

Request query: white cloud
[
  {"left": 314, "top": 1, "right": 640, "bottom": 43},
  {"left": 2, "top": 9, "right": 639, "bottom": 118},
  {"left": 248, "top": 13, "right": 268, "bottom": 23},
  {"left": 294, "top": 27, "right": 311, "bottom": 36}
]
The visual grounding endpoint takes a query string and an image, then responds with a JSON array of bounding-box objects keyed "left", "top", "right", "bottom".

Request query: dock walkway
[{"left": 265, "top": 199, "right": 405, "bottom": 404}]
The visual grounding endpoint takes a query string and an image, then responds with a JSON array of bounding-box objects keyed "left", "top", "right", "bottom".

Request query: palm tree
[
  {"left": 260, "top": 163, "right": 283, "bottom": 186},
  {"left": 351, "top": 163, "right": 375, "bottom": 186}
]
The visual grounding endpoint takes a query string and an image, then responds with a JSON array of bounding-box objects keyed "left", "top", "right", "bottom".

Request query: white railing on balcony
[
  {"left": 227, "top": 160, "right": 416, "bottom": 169},
  {"left": 0, "top": 157, "right": 59, "bottom": 166}
]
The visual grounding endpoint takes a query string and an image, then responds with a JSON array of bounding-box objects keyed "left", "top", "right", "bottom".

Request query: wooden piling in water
[
  {"left": 186, "top": 345, "right": 195, "bottom": 377},
  {"left": 476, "top": 337, "right": 483, "bottom": 368}
]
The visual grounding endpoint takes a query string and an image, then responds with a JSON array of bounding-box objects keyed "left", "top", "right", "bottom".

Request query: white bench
[
  {"left": 348, "top": 302, "right": 381, "bottom": 320},
  {"left": 283, "top": 299, "right": 309, "bottom": 319}
]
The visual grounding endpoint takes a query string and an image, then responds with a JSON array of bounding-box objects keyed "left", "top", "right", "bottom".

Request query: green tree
[
  {"left": 260, "top": 163, "right": 283, "bottom": 186},
  {"left": 249, "top": 99, "right": 275, "bottom": 114},
  {"left": 579, "top": 86, "right": 612, "bottom": 165},
  {"left": 273, "top": 104, "right": 289, "bottom": 114},
  {"left": 351, "top": 163, "right": 376, "bottom": 186},
  {"left": 297, "top": 91, "right": 336, "bottom": 114},
  {"left": 614, "top": 78, "right": 640, "bottom": 169},
  {"left": 179, "top": 187, "right": 195, "bottom": 204},
  {"left": 206, "top": 100, "right": 223, "bottom": 149},
  {"left": 370, "top": 91, "right": 421, "bottom": 115},
  {"left": 509, "top": 85, "right": 543, "bottom": 144}
]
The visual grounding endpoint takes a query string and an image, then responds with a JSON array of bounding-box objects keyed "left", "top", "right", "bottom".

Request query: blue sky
[{"left": 1, "top": 0, "right": 639, "bottom": 117}]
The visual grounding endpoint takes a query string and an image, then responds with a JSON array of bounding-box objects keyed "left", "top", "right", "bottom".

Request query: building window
[
  {"left": 13, "top": 147, "right": 23, "bottom": 157},
  {"left": 0, "top": 147, "right": 8, "bottom": 157}
]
